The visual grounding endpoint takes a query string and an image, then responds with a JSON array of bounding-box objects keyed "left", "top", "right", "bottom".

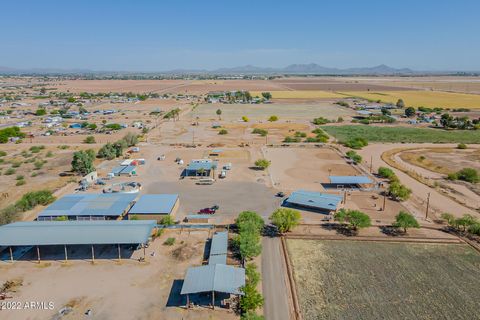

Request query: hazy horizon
[{"left": 2, "top": 0, "right": 480, "bottom": 72}]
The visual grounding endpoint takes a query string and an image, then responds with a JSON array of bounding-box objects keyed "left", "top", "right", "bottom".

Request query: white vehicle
[
  {"left": 224, "top": 163, "right": 232, "bottom": 170},
  {"left": 219, "top": 170, "right": 227, "bottom": 179}
]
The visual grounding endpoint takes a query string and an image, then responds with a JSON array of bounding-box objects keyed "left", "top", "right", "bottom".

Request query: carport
[
  {"left": 181, "top": 264, "right": 245, "bottom": 309},
  {"left": 327, "top": 175, "right": 373, "bottom": 189},
  {"left": 0, "top": 220, "right": 156, "bottom": 263}
]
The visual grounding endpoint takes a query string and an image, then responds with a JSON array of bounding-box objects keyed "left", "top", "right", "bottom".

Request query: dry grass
[
  {"left": 250, "top": 90, "right": 345, "bottom": 99},
  {"left": 338, "top": 90, "right": 480, "bottom": 108},
  {"left": 287, "top": 239, "right": 480, "bottom": 320}
]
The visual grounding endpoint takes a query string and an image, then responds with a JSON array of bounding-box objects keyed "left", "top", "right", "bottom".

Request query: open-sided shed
[{"left": 0, "top": 220, "right": 156, "bottom": 263}]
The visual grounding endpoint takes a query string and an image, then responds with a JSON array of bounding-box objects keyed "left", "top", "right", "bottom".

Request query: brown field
[
  {"left": 287, "top": 239, "right": 480, "bottom": 320},
  {"left": 271, "top": 77, "right": 413, "bottom": 91},
  {"left": 399, "top": 147, "right": 480, "bottom": 175}
]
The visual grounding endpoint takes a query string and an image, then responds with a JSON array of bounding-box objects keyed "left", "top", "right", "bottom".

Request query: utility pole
[
  {"left": 382, "top": 192, "right": 386, "bottom": 211},
  {"left": 425, "top": 192, "right": 431, "bottom": 220}
]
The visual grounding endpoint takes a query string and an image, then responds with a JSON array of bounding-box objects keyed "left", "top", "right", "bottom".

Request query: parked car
[{"left": 199, "top": 208, "right": 215, "bottom": 214}]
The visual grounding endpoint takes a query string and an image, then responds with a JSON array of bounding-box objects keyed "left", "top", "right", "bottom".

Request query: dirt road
[{"left": 262, "top": 237, "right": 292, "bottom": 320}]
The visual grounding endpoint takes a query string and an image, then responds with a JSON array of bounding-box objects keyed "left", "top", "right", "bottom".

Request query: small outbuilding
[
  {"left": 185, "top": 159, "right": 217, "bottom": 176},
  {"left": 181, "top": 264, "right": 245, "bottom": 308},
  {"left": 128, "top": 194, "right": 179, "bottom": 222}
]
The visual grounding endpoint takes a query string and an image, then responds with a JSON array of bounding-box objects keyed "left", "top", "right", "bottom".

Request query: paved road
[{"left": 262, "top": 237, "right": 292, "bottom": 320}]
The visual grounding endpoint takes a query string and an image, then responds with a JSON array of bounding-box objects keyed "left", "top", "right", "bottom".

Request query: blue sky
[{"left": 1, "top": 0, "right": 479, "bottom": 71}]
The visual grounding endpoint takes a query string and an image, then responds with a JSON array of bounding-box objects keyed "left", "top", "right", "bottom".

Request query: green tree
[
  {"left": 441, "top": 212, "right": 456, "bottom": 227},
  {"left": 83, "top": 135, "right": 96, "bottom": 144},
  {"left": 346, "top": 150, "right": 362, "bottom": 164},
  {"left": 71, "top": 150, "right": 95, "bottom": 175},
  {"left": 236, "top": 211, "right": 264, "bottom": 234},
  {"left": 268, "top": 115, "right": 278, "bottom": 122},
  {"left": 378, "top": 167, "right": 396, "bottom": 180},
  {"left": 36, "top": 108, "right": 47, "bottom": 116},
  {"left": 216, "top": 109, "right": 222, "bottom": 120},
  {"left": 97, "top": 143, "right": 116, "bottom": 160},
  {"left": 241, "top": 311, "right": 265, "bottom": 320},
  {"left": 393, "top": 211, "right": 420, "bottom": 233},
  {"left": 388, "top": 181, "right": 412, "bottom": 201},
  {"left": 261, "top": 92, "right": 272, "bottom": 100},
  {"left": 160, "top": 215, "right": 175, "bottom": 226},
  {"left": 455, "top": 214, "right": 477, "bottom": 232},
  {"left": 254, "top": 159, "right": 270, "bottom": 170},
  {"left": 122, "top": 132, "right": 138, "bottom": 147},
  {"left": 334, "top": 209, "right": 371, "bottom": 231},
  {"left": 270, "top": 208, "right": 301, "bottom": 233},
  {"left": 238, "top": 231, "right": 262, "bottom": 260},
  {"left": 245, "top": 263, "right": 261, "bottom": 287},
  {"left": 396, "top": 99, "right": 405, "bottom": 108},
  {"left": 240, "top": 283, "right": 264, "bottom": 313},
  {"left": 405, "top": 107, "right": 416, "bottom": 117}
]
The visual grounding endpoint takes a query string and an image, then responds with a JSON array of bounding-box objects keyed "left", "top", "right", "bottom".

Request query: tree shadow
[
  {"left": 320, "top": 223, "right": 357, "bottom": 236},
  {"left": 379, "top": 226, "right": 402, "bottom": 237}
]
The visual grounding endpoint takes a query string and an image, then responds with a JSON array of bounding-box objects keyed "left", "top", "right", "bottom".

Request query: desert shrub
[
  {"left": 218, "top": 129, "right": 228, "bottom": 135},
  {"left": 164, "top": 237, "right": 176, "bottom": 246},
  {"left": 254, "top": 159, "right": 270, "bottom": 170},
  {"left": 448, "top": 168, "right": 479, "bottom": 183},
  {"left": 4, "top": 168, "right": 15, "bottom": 175},
  {"left": 16, "top": 179, "right": 26, "bottom": 186},
  {"left": 312, "top": 117, "right": 331, "bottom": 125},
  {"left": 343, "top": 137, "right": 368, "bottom": 149},
  {"left": 457, "top": 143, "right": 467, "bottom": 149},
  {"left": 252, "top": 128, "right": 268, "bottom": 136},
  {"left": 346, "top": 150, "right": 362, "bottom": 164},
  {"left": 268, "top": 115, "right": 278, "bottom": 122},
  {"left": 83, "top": 135, "right": 96, "bottom": 144}
]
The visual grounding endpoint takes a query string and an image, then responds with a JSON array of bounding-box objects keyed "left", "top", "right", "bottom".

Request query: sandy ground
[
  {"left": 0, "top": 230, "right": 239, "bottom": 320},
  {"left": 356, "top": 143, "right": 480, "bottom": 220}
]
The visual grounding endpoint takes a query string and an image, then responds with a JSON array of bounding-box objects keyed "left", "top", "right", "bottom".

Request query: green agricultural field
[
  {"left": 287, "top": 240, "right": 480, "bottom": 320},
  {"left": 322, "top": 125, "right": 480, "bottom": 143}
]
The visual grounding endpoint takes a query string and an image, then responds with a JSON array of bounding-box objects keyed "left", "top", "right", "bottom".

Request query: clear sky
[{"left": 2, "top": 0, "right": 480, "bottom": 71}]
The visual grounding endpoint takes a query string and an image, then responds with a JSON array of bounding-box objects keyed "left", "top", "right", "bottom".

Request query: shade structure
[
  {"left": 181, "top": 264, "right": 245, "bottom": 295},
  {"left": 0, "top": 220, "right": 156, "bottom": 246}
]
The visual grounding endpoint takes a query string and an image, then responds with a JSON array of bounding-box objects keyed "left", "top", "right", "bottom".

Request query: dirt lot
[
  {"left": 287, "top": 239, "right": 480, "bottom": 320},
  {"left": 265, "top": 147, "right": 359, "bottom": 192},
  {"left": 0, "top": 230, "right": 240, "bottom": 320},
  {"left": 94, "top": 145, "right": 280, "bottom": 223},
  {"left": 191, "top": 101, "right": 353, "bottom": 122}
]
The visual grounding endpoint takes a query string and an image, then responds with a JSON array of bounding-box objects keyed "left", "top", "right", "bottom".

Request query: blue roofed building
[
  {"left": 284, "top": 190, "right": 343, "bottom": 214},
  {"left": 128, "top": 194, "right": 179, "bottom": 222},
  {"left": 37, "top": 193, "right": 137, "bottom": 221},
  {"left": 185, "top": 159, "right": 217, "bottom": 176}
]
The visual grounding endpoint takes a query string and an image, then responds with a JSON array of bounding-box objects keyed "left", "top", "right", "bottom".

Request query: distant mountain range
[{"left": 0, "top": 63, "right": 475, "bottom": 76}]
